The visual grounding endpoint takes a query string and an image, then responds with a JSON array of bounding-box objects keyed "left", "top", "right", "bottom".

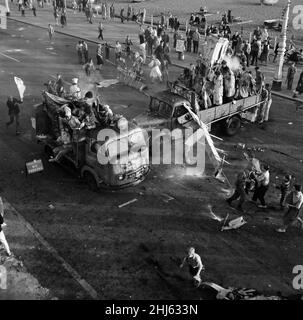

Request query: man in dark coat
[
  {"left": 293, "top": 71, "right": 303, "bottom": 98},
  {"left": 6, "top": 96, "right": 23, "bottom": 135}
]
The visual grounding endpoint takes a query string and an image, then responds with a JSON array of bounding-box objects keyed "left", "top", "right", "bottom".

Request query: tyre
[
  {"left": 225, "top": 116, "right": 241, "bottom": 136},
  {"left": 83, "top": 171, "right": 99, "bottom": 192},
  {"left": 44, "top": 146, "right": 54, "bottom": 160}
]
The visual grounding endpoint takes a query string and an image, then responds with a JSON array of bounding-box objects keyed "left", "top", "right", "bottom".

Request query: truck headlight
[{"left": 118, "top": 175, "right": 124, "bottom": 181}]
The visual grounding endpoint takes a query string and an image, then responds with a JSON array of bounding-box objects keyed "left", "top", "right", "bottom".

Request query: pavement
[{"left": 6, "top": 4, "right": 303, "bottom": 104}]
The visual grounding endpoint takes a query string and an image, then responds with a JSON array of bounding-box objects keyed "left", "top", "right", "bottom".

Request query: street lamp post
[{"left": 272, "top": 0, "right": 291, "bottom": 91}]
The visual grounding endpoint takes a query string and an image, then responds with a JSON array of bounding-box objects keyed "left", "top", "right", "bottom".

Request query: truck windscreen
[{"left": 106, "top": 130, "right": 147, "bottom": 160}]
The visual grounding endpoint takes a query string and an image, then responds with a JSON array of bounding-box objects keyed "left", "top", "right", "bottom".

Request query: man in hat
[
  {"left": 277, "top": 184, "right": 303, "bottom": 232},
  {"left": 180, "top": 247, "right": 204, "bottom": 284},
  {"left": 69, "top": 78, "right": 81, "bottom": 99}
]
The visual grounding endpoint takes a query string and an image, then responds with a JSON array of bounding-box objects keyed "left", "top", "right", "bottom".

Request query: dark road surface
[{"left": 1, "top": 19, "right": 303, "bottom": 299}]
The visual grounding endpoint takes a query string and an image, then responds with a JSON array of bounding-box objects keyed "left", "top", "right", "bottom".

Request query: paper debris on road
[
  {"left": 162, "top": 193, "right": 174, "bottom": 203},
  {"left": 221, "top": 216, "right": 247, "bottom": 231},
  {"left": 118, "top": 198, "right": 138, "bottom": 208}
]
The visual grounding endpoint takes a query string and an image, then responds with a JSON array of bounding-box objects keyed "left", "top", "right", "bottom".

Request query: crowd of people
[
  {"left": 42, "top": 75, "right": 119, "bottom": 162},
  {"left": 226, "top": 150, "right": 303, "bottom": 234}
]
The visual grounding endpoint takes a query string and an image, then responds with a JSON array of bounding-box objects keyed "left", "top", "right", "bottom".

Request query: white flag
[{"left": 14, "top": 76, "right": 26, "bottom": 100}]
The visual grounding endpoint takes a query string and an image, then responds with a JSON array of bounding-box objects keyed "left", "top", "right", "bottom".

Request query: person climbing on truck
[{"left": 49, "top": 128, "right": 73, "bottom": 163}]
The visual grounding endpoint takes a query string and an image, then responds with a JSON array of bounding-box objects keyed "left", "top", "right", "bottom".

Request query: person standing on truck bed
[
  {"left": 221, "top": 60, "right": 235, "bottom": 103},
  {"left": 69, "top": 78, "right": 82, "bottom": 99},
  {"left": 49, "top": 128, "right": 73, "bottom": 163},
  {"left": 6, "top": 96, "right": 23, "bottom": 135},
  {"left": 213, "top": 70, "right": 223, "bottom": 106}
]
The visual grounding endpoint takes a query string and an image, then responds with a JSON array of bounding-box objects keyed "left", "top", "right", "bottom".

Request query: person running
[
  {"left": 6, "top": 96, "right": 22, "bottom": 135},
  {"left": 277, "top": 184, "right": 303, "bottom": 233},
  {"left": 226, "top": 170, "right": 247, "bottom": 212}
]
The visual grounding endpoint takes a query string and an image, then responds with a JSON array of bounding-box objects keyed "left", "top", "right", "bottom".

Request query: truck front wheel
[
  {"left": 83, "top": 172, "right": 99, "bottom": 192},
  {"left": 225, "top": 116, "right": 241, "bottom": 136},
  {"left": 44, "top": 146, "right": 54, "bottom": 160}
]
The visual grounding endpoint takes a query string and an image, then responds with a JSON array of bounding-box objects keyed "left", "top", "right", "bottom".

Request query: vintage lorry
[
  {"left": 32, "top": 91, "right": 150, "bottom": 190},
  {"left": 133, "top": 82, "right": 264, "bottom": 136}
]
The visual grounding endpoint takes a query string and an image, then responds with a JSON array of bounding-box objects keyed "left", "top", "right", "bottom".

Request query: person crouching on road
[
  {"left": 277, "top": 184, "right": 303, "bottom": 233},
  {"left": 6, "top": 96, "right": 22, "bottom": 135},
  {"left": 252, "top": 164, "right": 270, "bottom": 209},
  {"left": 180, "top": 247, "right": 204, "bottom": 286},
  {"left": 226, "top": 170, "right": 247, "bottom": 212}
]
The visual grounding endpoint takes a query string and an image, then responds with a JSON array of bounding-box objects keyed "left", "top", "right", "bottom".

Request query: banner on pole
[{"left": 14, "top": 76, "right": 26, "bottom": 101}]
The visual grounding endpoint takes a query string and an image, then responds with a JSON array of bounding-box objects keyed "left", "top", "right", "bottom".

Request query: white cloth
[
  {"left": 69, "top": 84, "right": 81, "bottom": 99},
  {"left": 0, "top": 197, "right": 3, "bottom": 217},
  {"left": 264, "top": 98, "right": 272, "bottom": 122},
  {"left": 293, "top": 192, "right": 303, "bottom": 209},
  {"left": 0, "top": 231, "right": 11, "bottom": 255},
  {"left": 259, "top": 170, "right": 270, "bottom": 186},
  {"left": 213, "top": 75, "right": 223, "bottom": 105}
]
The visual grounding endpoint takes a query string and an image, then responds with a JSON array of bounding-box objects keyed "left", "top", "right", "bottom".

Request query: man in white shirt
[
  {"left": 180, "top": 247, "right": 204, "bottom": 285},
  {"left": 277, "top": 184, "right": 303, "bottom": 232},
  {"left": 252, "top": 164, "right": 270, "bottom": 208},
  {"left": 69, "top": 78, "right": 82, "bottom": 99}
]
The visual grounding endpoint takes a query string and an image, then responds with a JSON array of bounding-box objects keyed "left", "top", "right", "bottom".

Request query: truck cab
[
  {"left": 134, "top": 91, "right": 192, "bottom": 132},
  {"left": 33, "top": 96, "right": 150, "bottom": 190}
]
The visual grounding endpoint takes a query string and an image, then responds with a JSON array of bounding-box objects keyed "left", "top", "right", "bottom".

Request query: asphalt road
[{"left": 1, "top": 19, "right": 303, "bottom": 300}]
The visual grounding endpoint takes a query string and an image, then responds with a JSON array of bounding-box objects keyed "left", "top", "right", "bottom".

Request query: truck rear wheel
[
  {"left": 84, "top": 172, "right": 99, "bottom": 192},
  {"left": 225, "top": 116, "right": 241, "bottom": 136}
]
